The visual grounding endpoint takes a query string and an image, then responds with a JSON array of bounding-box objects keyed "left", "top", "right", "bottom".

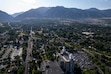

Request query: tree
[{"left": 17, "top": 66, "right": 24, "bottom": 74}]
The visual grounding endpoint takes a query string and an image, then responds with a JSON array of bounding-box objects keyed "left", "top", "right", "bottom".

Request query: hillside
[
  {"left": 14, "top": 6, "right": 111, "bottom": 21},
  {"left": 0, "top": 10, "right": 13, "bottom": 21}
]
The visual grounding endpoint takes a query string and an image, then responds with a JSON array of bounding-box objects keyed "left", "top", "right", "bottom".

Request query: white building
[
  {"left": 61, "top": 46, "right": 66, "bottom": 54},
  {"left": 60, "top": 53, "right": 74, "bottom": 73}
]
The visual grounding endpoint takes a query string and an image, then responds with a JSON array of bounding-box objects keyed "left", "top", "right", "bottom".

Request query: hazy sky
[{"left": 0, "top": 0, "right": 111, "bottom": 14}]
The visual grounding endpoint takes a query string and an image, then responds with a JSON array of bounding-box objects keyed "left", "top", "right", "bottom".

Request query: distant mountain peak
[
  {"left": 12, "top": 12, "right": 24, "bottom": 17},
  {"left": 55, "top": 6, "right": 65, "bottom": 8},
  {"left": 86, "top": 8, "right": 99, "bottom": 11}
]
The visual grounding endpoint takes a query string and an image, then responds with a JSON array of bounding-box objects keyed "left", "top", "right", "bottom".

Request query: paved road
[
  {"left": 8, "top": 22, "right": 13, "bottom": 30},
  {"left": 24, "top": 29, "right": 33, "bottom": 74}
]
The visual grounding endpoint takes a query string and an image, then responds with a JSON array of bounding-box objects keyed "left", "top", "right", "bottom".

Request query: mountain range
[
  {"left": 12, "top": 12, "right": 24, "bottom": 17},
  {"left": 0, "top": 6, "right": 111, "bottom": 21}
]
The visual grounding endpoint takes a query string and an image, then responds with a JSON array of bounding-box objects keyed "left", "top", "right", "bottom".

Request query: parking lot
[
  {"left": 40, "top": 60, "right": 64, "bottom": 74},
  {"left": 73, "top": 50, "right": 94, "bottom": 70}
]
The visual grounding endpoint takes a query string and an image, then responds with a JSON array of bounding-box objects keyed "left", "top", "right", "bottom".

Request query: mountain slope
[
  {"left": 0, "top": 10, "right": 13, "bottom": 21},
  {"left": 12, "top": 12, "right": 24, "bottom": 17},
  {"left": 14, "top": 7, "right": 51, "bottom": 20},
  {"left": 14, "top": 6, "right": 111, "bottom": 21}
]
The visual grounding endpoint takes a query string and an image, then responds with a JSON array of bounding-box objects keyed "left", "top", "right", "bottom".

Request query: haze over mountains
[
  {"left": 0, "top": 6, "right": 111, "bottom": 21},
  {"left": 12, "top": 12, "right": 24, "bottom": 17}
]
